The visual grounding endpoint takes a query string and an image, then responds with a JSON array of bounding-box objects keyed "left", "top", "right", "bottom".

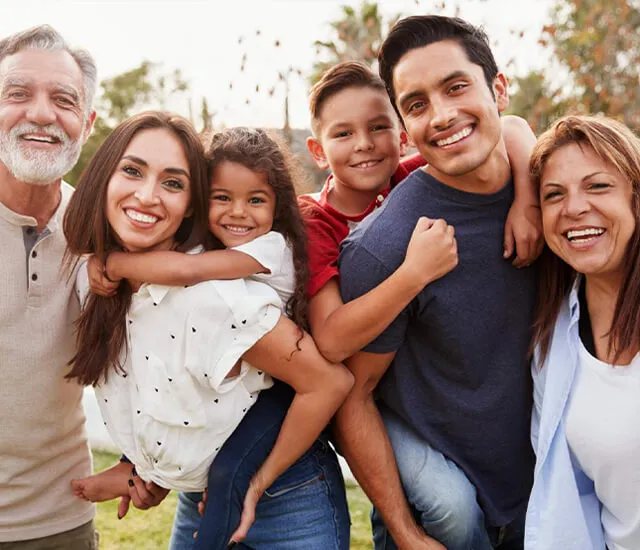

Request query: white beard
[{"left": 0, "top": 122, "right": 84, "bottom": 186}]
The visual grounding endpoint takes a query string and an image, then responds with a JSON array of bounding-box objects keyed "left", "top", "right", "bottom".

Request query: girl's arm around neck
[{"left": 107, "top": 249, "right": 267, "bottom": 287}]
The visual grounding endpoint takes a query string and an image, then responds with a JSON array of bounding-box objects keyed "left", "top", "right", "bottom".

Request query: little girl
[{"left": 70, "top": 122, "right": 354, "bottom": 549}]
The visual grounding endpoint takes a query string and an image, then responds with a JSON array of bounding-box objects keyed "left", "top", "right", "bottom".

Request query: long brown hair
[
  {"left": 63, "top": 111, "right": 209, "bottom": 386},
  {"left": 203, "top": 127, "right": 310, "bottom": 331},
  {"left": 530, "top": 115, "right": 640, "bottom": 366}
]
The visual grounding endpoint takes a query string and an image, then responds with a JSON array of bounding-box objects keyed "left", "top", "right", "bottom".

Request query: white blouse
[
  {"left": 565, "top": 342, "right": 640, "bottom": 550},
  {"left": 233, "top": 231, "right": 294, "bottom": 309},
  {"left": 76, "top": 256, "right": 281, "bottom": 491}
]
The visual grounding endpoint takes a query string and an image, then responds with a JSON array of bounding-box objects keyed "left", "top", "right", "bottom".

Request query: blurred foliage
[
  {"left": 66, "top": 62, "right": 190, "bottom": 186},
  {"left": 508, "top": 0, "right": 640, "bottom": 133}
]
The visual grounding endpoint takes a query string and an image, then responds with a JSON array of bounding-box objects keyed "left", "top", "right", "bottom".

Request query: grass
[{"left": 93, "top": 450, "right": 374, "bottom": 549}]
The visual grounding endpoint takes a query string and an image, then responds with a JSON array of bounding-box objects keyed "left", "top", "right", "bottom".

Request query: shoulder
[{"left": 392, "top": 153, "right": 426, "bottom": 184}]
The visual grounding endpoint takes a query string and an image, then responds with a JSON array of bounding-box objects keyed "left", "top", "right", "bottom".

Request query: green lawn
[{"left": 93, "top": 450, "right": 373, "bottom": 549}]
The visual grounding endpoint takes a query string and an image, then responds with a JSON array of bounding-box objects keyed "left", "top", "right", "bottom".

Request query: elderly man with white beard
[{"left": 0, "top": 26, "right": 99, "bottom": 549}]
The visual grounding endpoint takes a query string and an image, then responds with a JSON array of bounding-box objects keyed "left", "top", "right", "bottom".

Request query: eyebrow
[
  {"left": 211, "top": 187, "right": 271, "bottom": 196},
  {"left": 397, "top": 70, "right": 469, "bottom": 109},
  {"left": 121, "top": 155, "right": 189, "bottom": 177},
  {"left": 2, "top": 78, "right": 80, "bottom": 101},
  {"left": 542, "top": 171, "right": 610, "bottom": 187}
]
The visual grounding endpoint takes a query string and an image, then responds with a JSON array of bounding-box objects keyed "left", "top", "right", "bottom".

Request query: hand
[
  {"left": 87, "top": 254, "right": 120, "bottom": 297},
  {"left": 125, "top": 473, "right": 170, "bottom": 511},
  {"left": 197, "top": 487, "right": 208, "bottom": 517},
  {"left": 396, "top": 531, "right": 447, "bottom": 550},
  {"left": 403, "top": 217, "right": 458, "bottom": 287},
  {"left": 503, "top": 199, "right": 543, "bottom": 268},
  {"left": 228, "top": 475, "right": 265, "bottom": 545}
]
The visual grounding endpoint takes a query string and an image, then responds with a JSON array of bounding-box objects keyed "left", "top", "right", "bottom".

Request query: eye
[
  {"left": 448, "top": 83, "right": 467, "bottom": 94},
  {"left": 249, "top": 196, "right": 266, "bottom": 205},
  {"left": 122, "top": 165, "right": 141, "bottom": 177},
  {"left": 371, "top": 124, "right": 390, "bottom": 132},
  {"left": 588, "top": 182, "right": 611, "bottom": 191},
  {"left": 210, "top": 193, "right": 230, "bottom": 202},
  {"left": 163, "top": 179, "right": 186, "bottom": 191},
  {"left": 542, "top": 190, "right": 563, "bottom": 202},
  {"left": 55, "top": 96, "right": 76, "bottom": 107},
  {"left": 406, "top": 100, "right": 426, "bottom": 114},
  {"left": 7, "top": 90, "right": 27, "bottom": 100}
]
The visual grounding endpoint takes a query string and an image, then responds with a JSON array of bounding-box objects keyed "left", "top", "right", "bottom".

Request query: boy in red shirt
[{"left": 299, "top": 61, "right": 540, "bottom": 362}]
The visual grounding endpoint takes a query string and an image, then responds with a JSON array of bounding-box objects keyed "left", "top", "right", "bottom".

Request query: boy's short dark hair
[
  {"left": 378, "top": 15, "right": 499, "bottom": 110},
  {"left": 309, "top": 61, "right": 386, "bottom": 134}
]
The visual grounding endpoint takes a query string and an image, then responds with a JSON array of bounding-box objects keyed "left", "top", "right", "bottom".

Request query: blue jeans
[
  {"left": 169, "top": 382, "right": 350, "bottom": 550},
  {"left": 374, "top": 406, "right": 524, "bottom": 550}
]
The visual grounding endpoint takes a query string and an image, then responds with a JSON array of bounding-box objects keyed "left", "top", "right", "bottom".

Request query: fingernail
[
  {"left": 117, "top": 512, "right": 123, "bottom": 520},
  {"left": 128, "top": 479, "right": 134, "bottom": 487},
  {"left": 132, "top": 467, "right": 137, "bottom": 477}
]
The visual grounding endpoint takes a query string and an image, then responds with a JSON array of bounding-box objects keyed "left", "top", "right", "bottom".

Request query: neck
[
  {"left": 0, "top": 165, "right": 62, "bottom": 231},
  {"left": 425, "top": 138, "right": 510, "bottom": 194},
  {"left": 584, "top": 272, "right": 632, "bottom": 364},
  {"left": 327, "top": 177, "right": 385, "bottom": 216}
]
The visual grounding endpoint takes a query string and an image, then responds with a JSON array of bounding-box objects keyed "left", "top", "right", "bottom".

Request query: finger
[
  {"left": 430, "top": 218, "right": 447, "bottom": 233},
  {"left": 127, "top": 478, "right": 149, "bottom": 509},
  {"left": 416, "top": 216, "right": 434, "bottom": 230},
  {"left": 230, "top": 486, "right": 260, "bottom": 544},
  {"left": 503, "top": 225, "right": 515, "bottom": 259},
  {"left": 117, "top": 495, "right": 131, "bottom": 520}
]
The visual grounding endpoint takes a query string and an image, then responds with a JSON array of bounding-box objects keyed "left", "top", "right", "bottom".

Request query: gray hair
[{"left": 0, "top": 25, "right": 97, "bottom": 116}]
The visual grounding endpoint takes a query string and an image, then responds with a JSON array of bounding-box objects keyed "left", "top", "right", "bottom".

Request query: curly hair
[{"left": 203, "top": 127, "right": 310, "bottom": 331}]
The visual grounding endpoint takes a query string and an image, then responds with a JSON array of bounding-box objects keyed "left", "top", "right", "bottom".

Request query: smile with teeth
[
  {"left": 21, "top": 134, "right": 60, "bottom": 144},
  {"left": 125, "top": 209, "right": 158, "bottom": 224},
  {"left": 565, "top": 227, "right": 605, "bottom": 242},
  {"left": 223, "top": 225, "right": 253, "bottom": 234},
  {"left": 435, "top": 126, "right": 473, "bottom": 147},
  {"left": 351, "top": 159, "right": 382, "bottom": 169}
]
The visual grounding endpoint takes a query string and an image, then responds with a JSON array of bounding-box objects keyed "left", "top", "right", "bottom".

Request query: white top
[
  {"left": 233, "top": 231, "right": 294, "bottom": 309},
  {"left": 565, "top": 341, "right": 640, "bottom": 550},
  {"left": 76, "top": 254, "right": 281, "bottom": 491},
  {"left": 0, "top": 182, "right": 94, "bottom": 542}
]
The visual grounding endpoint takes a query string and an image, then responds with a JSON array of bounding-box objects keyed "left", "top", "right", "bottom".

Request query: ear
[
  {"left": 306, "top": 136, "right": 329, "bottom": 171},
  {"left": 82, "top": 111, "right": 97, "bottom": 143},
  {"left": 493, "top": 73, "right": 509, "bottom": 113},
  {"left": 398, "top": 130, "right": 409, "bottom": 158}
]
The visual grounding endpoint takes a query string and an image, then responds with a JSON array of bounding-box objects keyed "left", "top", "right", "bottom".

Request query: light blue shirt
[{"left": 525, "top": 276, "right": 606, "bottom": 550}]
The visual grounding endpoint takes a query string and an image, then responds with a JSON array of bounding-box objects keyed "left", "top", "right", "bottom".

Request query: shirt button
[
  {"left": 31, "top": 273, "right": 38, "bottom": 281},
  {"left": 376, "top": 194, "right": 384, "bottom": 203},
  {"left": 31, "top": 250, "right": 37, "bottom": 258}
]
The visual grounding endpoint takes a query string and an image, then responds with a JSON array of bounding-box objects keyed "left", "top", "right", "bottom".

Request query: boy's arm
[
  {"left": 106, "top": 249, "right": 266, "bottom": 287},
  {"left": 333, "top": 351, "right": 445, "bottom": 550},
  {"left": 501, "top": 114, "right": 544, "bottom": 268},
  {"left": 309, "top": 217, "right": 458, "bottom": 363}
]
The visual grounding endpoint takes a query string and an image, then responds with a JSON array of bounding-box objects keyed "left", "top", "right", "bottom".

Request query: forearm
[
  {"left": 502, "top": 114, "right": 537, "bottom": 204},
  {"left": 315, "top": 265, "right": 423, "bottom": 363},
  {"left": 108, "top": 249, "right": 262, "bottom": 286},
  {"left": 333, "top": 391, "right": 432, "bottom": 549}
]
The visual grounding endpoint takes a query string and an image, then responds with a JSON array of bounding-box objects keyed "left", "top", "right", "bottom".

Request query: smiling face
[
  {"left": 309, "top": 86, "right": 404, "bottom": 196},
  {"left": 106, "top": 128, "right": 192, "bottom": 253},
  {"left": 540, "top": 143, "right": 635, "bottom": 281},
  {"left": 0, "top": 48, "right": 92, "bottom": 185},
  {"left": 392, "top": 40, "right": 508, "bottom": 188},
  {"left": 208, "top": 161, "right": 276, "bottom": 248}
]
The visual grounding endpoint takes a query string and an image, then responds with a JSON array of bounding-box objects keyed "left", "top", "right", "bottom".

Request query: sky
[{"left": 2, "top": 0, "right": 555, "bottom": 129}]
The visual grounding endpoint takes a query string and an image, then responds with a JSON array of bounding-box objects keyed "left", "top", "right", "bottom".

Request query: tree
[
  {"left": 310, "top": 2, "right": 392, "bottom": 84},
  {"left": 66, "top": 62, "right": 190, "bottom": 185},
  {"left": 509, "top": 0, "right": 640, "bottom": 132}
]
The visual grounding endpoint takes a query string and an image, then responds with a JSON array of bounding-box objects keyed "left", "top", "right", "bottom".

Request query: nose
[
  {"left": 564, "top": 189, "right": 589, "bottom": 217},
  {"left": 26, "top": 93, "right": 57, "bottom": 127},
  {"left": 354, "top": 131, "right": 374, "bottom": 152},
  {"left": 230, "top": 199, "right": 247, "bottom": 217},
  {"left": 430, "top": 98, "right": 457, "bottom": 130},
  {"left": 133, "top": 178, "right": 160, "bottom": 205}
]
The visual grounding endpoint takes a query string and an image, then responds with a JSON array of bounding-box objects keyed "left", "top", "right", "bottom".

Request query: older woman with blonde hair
[{"left": 525, "top": 115, "right": 640, "bottom": 550}]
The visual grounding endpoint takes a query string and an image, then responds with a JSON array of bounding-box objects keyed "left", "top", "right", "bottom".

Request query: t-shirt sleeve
[
  {"left": 301, "top": 205, "right": 344, "bottom": 298},
  {"left": 338, "top": 241, "right": 409, "bottom": 354},
  {"left": 75, "top": 259, "right": 90, "bottom": 307},
  {"left": 231, "top": 231, "right": 287, "bottom": 278}
]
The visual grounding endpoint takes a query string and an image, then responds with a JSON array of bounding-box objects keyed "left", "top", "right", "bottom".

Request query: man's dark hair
[{"left": 378, "top": 15, "right": 499, "bottom": 110}]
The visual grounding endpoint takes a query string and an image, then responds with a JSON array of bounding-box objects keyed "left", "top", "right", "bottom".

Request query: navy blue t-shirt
[{"left": 339, "top": 168, "right": 536, "bottom": 526}]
